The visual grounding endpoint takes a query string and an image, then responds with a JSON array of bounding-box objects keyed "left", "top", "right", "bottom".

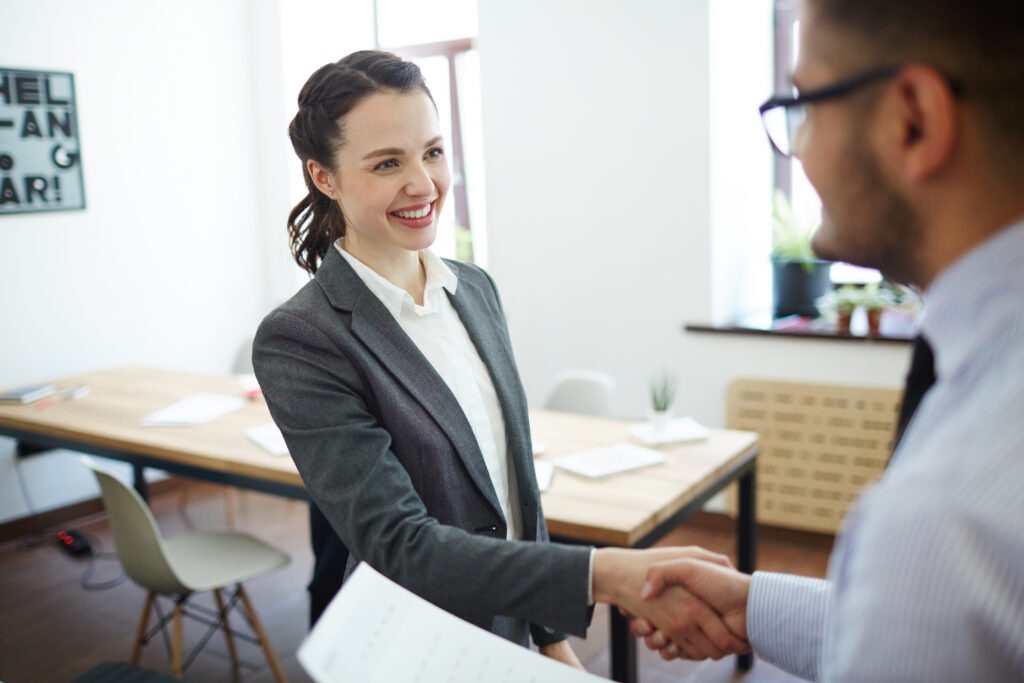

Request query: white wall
[
  {"left": 0, "top": 0, "right": 274, "bottom": 523},
  {"left": 1, "top": 0, "right": 266, "bottom": 385},
  {"left": 0, "top": 0, "right": 375, "bottom": 523},
  {"left": 477, "top": 0, "right": 912, "bottom": 429}
]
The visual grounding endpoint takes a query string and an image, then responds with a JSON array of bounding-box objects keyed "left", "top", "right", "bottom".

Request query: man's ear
[
  {"left": 307, "top": 159, "right": 337, "bottom": 199},
  {"left": 889, "top": 64, "right": 958, "bottom": 182}
]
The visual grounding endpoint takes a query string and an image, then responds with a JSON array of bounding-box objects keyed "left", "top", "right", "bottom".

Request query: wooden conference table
[{"left": 0, "top": 366, "right": 759, "bottom": 683}]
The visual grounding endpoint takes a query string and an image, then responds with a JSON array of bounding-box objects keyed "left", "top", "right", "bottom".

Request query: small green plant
[
  {"left": 771, "top": 189, "right": 819, "bottom": 269},
  {"left": 817, "top": 286, "right": 861, "bottom": 317},
  {"left": 817, "top": 283, "right": 896, "bottom": 317},
  {"left": 649, "top": 371, "right": 677, "bottom": 412},
  {"left": 454, "top": 224, "right": 474, "bottom": 262},
  {"left": 856, "top": 283, "right": 896, "bottom": 311}
]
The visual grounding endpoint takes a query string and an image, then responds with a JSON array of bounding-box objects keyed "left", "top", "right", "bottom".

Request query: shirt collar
[
  {"left": 919, "top": 217, "right": 1024, "bottom": 382},
  {"left": 333, "top": 240, "right": 458, "bottom": 319}
]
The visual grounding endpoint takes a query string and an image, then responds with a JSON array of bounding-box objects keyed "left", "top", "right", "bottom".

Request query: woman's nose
[{"left": 405, "top": 161, "right": 435, "bottom": 196}]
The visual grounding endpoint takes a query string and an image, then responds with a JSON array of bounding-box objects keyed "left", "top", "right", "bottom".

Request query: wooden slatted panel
[{"left": 726, "top": 378, "right": 901, "bottom": 534}]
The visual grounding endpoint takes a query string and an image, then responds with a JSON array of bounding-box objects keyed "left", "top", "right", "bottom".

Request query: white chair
[
  {"left": 543, "top": 369, "right": 617, "bottom": 416},
  {"left": 80, "top": 457, "right": 291, "bottom": 681},
  {"left": 232, "top": 335, "right": 255, "bottom": 375}
]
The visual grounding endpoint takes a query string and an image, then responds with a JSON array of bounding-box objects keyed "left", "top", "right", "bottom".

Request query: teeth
[{"left": 394, "top": 204, "right": 431, "bottom": 219}]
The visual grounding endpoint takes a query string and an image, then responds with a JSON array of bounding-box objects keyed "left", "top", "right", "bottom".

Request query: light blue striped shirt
[{"left": 748, "top": 219, "right": 1024, "bottom": 681}]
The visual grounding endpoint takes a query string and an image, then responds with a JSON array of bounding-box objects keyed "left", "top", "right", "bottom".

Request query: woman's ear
[
  {"left": 307, "top": 159, "right": 338, "bottom": 199},
  {"left": 891, "top": 64, "right": 958, "bottom": 183}
]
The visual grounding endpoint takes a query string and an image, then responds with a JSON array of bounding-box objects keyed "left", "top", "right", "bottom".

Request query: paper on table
[
  {"left": 552, "top": 442, "right": 666, "bottom": 479},
  {"left": 628, "top": 416, "right": 711, "bottom": 446},
  {"left": 533, "top": 459, "right": 554, "bottom": 491},
  {"left": 0, "top": 383, "right": 56, "bottom": 404},
  {"left": 140, "top": 393, "right": 246, "bottom": 426},
  {"left": 298, "top": 563, "right": 603, "bottom": 683},
  {"left": 246, "top": 422, "right": 289, "bottom": 456}
]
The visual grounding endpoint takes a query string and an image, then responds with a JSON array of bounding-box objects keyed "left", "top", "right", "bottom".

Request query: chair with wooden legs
[{"left": 80, "top": 457, "right": 291, "bottom": 682}]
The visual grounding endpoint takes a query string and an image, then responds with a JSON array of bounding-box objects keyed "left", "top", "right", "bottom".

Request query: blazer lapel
[
  {"left": 314, "top": 249, "right": 505, "bottom": 520},
  {"left": 447, "top": 270, "right": 539, "bottom": 539}
]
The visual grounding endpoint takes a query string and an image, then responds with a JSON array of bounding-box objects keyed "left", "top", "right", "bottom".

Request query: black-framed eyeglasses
[{"left": 759, "top": 66, "right": 900, "bottom": 157}]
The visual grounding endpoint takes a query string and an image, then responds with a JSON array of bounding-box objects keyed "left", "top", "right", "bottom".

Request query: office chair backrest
[
  {"left": 543, "top": 369, "right": 617, "bottom": 416},
  {"left": 232, "top": 336, "right": 255, "bottom": 374},
  {"left": 80, "top": 457, "right": 190, "bottom": 595}
]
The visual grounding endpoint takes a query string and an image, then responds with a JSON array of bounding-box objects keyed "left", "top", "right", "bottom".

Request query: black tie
[{"left": 892, "top": 335, "right": 936, "bottom": 454}]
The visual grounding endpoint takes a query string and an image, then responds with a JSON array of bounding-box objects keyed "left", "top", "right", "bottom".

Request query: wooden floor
[{"left": 0, "top": 479, "right": 833, "bottom": 682}]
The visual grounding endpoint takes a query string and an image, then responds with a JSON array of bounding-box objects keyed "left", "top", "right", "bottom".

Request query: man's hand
[
  {"left": 539, "top": 640, "right": 584, "bottom": 669},
  {"left": 592, "top": 547, "right": 746, "bottom": 660},
  {"left": 630, "top": 558, "right": 752, "bottom": 660}
]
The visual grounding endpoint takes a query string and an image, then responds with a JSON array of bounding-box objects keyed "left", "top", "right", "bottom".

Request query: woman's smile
[{"left": 390, "top": 201, "right": 436, "bottom": 229}]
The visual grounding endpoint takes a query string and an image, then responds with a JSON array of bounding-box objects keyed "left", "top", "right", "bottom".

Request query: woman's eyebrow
[
  {"left": 361, "top": 136, "right": 443, "bottom": 161},
  {"left": 362, "top": 146, "right": 404, "bottom": 160}
]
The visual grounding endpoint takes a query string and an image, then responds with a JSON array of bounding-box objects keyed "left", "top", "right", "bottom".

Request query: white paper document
[
  {"left": 140, "top": 393, "right": 246, "bottom": 426},
  {"left": 628, "top": 416, "right": 711, "bottom": 446},
  {"left": 534, "top": 459, "right": 554, "bottom": 491},
  {"left": 552, "top": 442, "right": 666, "bottom": 478},
  {"left": 246, "top": 422, "right": 289, "bottom": 456},
  {"left": 299, "top": 563, "right": 604, "bottom": 683}
]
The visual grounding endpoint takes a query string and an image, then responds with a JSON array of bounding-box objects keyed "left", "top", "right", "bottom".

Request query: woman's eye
[
  {"left": 374, "top": 159, "right": 399, "bottom": 171},
  {"left": 426, "top": 147, "right": 444, "bottom": 160}
]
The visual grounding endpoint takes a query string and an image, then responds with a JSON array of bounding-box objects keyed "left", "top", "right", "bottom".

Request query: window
[
  {"left": 771, "top": 0, "right": 880, "bottom": 285},
  {"left": 376, "top": 0, "right": 486, "bottom": 264}
]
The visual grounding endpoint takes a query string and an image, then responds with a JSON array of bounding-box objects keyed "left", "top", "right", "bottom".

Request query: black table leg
[
  {"left": 736, "top": 466, "right": 757, "bottom": 671},
  {"left": 132, "top": 463, "right": 149, "bottom": 501},
  {"left": 610, "top": 605, "right": 638, "bottom": 683}
]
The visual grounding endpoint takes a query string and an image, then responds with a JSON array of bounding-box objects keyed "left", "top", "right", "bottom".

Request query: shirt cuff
[
  {"left": 587, "top": 547, "right": 595, "bottom": 603},
  {"left": 748, "top": 571, "right": 830, "bottom": 681}
]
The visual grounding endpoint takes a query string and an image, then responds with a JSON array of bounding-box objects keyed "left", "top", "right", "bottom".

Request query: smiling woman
[
  {"left": 254, "top": 50, "right": 725, "bottom": 670},
  {"left": 256, "top": 49, "right": 595, "bottom": 667},
  {"left": 305, "top": 89, "right": 450, "bottom": 289}
]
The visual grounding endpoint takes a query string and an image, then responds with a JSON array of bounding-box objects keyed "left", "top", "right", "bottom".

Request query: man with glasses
[{"left": 629, "top": 1, "right": 1024, "bottom": 679}]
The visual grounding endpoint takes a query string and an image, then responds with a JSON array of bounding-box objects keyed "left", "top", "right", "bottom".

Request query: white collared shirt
[{"left": 335, "top": 241, "right": 522, "bottom": 541}]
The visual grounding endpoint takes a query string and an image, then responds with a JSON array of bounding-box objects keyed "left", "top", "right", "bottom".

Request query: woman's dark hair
[{"left": 287, "top": 50, "right": 432, "bottom": 274}]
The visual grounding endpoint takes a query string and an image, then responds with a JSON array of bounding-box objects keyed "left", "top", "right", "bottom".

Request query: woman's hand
[{"left": 539, "top": 639, "right": 585, "bottom": 669}]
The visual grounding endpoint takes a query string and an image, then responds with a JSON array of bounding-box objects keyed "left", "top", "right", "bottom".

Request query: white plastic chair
[
  {"left": 543, "top": 369, "right": 617, "bottom": 416},
  {"left": 80, "top": 457, "right": 291, "bottom": 681}
]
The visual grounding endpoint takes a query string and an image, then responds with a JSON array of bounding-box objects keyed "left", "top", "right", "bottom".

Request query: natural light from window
[
  {"left": 787, "top": 18, "right": 880, "bottom": 285},
  {"left": 375, "top": 0, "right": 477, "bottom": 47},
  {"left": 376, "top": 0, "right": 484, "bottom": 263}
]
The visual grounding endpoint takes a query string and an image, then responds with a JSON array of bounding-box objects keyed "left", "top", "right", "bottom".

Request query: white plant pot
[{"left": 650, "top": 409, "right": 673, "bottom": 433}]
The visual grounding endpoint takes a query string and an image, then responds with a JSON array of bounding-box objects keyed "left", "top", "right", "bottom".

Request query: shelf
[{"left": 684, "top": 313, "right": 915, "bottom": 344}]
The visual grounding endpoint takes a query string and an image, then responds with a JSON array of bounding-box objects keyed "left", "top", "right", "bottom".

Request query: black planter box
[{"left": 772, "top": 258, "right": 831, "bottom": 318}]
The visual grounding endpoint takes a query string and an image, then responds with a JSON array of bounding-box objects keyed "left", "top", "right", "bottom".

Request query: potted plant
[
  {"left": 816, "top": 285, "right": 861, "bottom": 333},
  {"left": 649, "top": 371, "right": 677, "bottom": 432},
  {"left": 857, "top": 283, "right": 896, "bottom": 335},
  {"left": 771, "top": 189, "right": 832, "bottom": 318},
  {"left": 817, "top": 283, "right": 896, "bottom": 334}
]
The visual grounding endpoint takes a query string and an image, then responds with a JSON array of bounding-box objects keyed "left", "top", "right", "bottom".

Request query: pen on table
[{"left": 34, "top": 396, "right": 55, "bottom": 410}]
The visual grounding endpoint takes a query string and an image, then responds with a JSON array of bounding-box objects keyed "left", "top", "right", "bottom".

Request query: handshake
[{"left": 592, "top": 547, "right": 753, "bottom": 661}]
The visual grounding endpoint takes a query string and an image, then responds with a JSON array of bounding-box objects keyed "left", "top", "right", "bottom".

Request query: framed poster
[{"left": 0, "top": 68, "right": 85, "bottom": 215}]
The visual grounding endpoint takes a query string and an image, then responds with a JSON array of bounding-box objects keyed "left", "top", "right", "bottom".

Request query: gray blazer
[{"left": 252, "top": 247, "right": 592, "bottom": 646}]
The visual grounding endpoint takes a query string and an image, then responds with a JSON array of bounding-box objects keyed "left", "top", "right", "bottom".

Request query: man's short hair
[{"left": 814, "top": 0, "right": 1024, "bottom": 165}]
